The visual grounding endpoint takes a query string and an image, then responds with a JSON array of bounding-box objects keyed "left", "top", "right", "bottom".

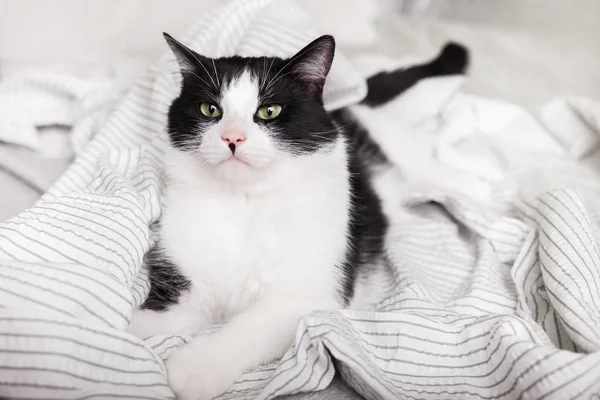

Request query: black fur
[
  {"left": 142, "top": 34, "right": 469, "bottom": 310},
  {"left": 331, "top": 108, "right": 389, "bottom": 303},
  {"left": 140, "top": 245, "right": 192, "bottom": 311},
  {"left": 361, "top": 42, "right": 469, "bottom": 107}
]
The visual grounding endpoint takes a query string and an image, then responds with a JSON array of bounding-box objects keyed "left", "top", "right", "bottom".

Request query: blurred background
[
  {"left": 0, "top": 0, "right": 599, "bottom": 220},
  {"left": 1, "top": 0, "right": 598, "bottom": 105}
]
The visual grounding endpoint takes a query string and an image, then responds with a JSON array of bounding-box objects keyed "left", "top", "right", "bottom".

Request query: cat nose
[{"left": 221, "top": 131, "right": 246, "bottom": 145}]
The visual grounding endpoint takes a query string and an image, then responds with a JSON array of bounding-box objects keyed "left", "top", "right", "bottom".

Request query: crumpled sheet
[
  {"left": 0, "top": 69, "right": 128, "bottom": 220},
  {"left": 0, "top": 0, "right": 365, "bottom": 398},
  {"left": 2, "top": 0, "right": 600, "bottom": 399}
]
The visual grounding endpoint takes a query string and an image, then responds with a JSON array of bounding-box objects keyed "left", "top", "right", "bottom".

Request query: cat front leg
[
  {"left": 128, "top": 287, "right": 214, "bottom": 338},
  {"left": 165, "top": 292, "right": 336, "bottom": 400}
]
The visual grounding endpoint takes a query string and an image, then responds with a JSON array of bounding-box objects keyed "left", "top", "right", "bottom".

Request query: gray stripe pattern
[
  {"left": 1, "top": 0, "right": 599, "bottom": 399},
  {"left": 0, "top": 0, "right": 366, "bottom": 399}
]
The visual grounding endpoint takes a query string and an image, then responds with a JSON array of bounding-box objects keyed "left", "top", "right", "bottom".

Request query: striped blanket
[{"left": 3, "top": 0, "right": 600, "bottom": 399}]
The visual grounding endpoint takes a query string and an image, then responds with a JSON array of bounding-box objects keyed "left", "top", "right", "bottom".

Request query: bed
[{"left": 1, "top": 1, "right": 600, "bottom": 399}]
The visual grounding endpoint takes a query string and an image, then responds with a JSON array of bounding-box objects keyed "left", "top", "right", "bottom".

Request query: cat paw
[{"left": 166, "top": 340, "right": 236, "bottom": 400}]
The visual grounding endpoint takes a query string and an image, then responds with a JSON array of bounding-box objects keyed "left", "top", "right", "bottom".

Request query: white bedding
[{"left": 2, "top": 0, "right": 600, "bottom": 399}]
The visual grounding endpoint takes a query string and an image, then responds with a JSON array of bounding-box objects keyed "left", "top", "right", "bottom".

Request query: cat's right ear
[
  {"left": 286, "top": 35, "right": 336, "bottom": 94},
  {"left": 163, "top": 32, "right": 208, "bottom": 73}
]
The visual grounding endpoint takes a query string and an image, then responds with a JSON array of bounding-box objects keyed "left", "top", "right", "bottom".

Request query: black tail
[{"left": 361, "top": 42, "right": 469, "bottom": 107}]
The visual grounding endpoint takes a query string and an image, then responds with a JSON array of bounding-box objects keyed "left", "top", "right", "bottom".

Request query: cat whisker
[
  {"left": 173, "top": 39, "right": 219, "bottom": 90},
  {"left": 192, "top": 61, "right": 219, "bottom": 91},
  {"left": 310, "top": 127, "right": 345, "bottom": 136},
  {"left": 261, "top": 57, "right": 277, "bottom": 91},
  {"left": 309, "top": 134, "right": 337, "bottom": 141},
  {"left": 180, "top": 69, "right": 214, "bottom": 90},
  {"left": 212, "top": 58, "right": 220, "bottom": 88},
  {"left": 263, "top": 71, "right": 296, "bottom": 94},
  {"left": 259, "top": 58, "right": 269, "bottom": 91}
]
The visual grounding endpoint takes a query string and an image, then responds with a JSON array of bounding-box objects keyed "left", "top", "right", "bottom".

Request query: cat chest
[{"left": 162, "top": 187, "right": 349, "bottom": 293}]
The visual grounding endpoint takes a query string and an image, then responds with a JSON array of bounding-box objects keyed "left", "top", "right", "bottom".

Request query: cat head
[{"left": 164, "top": 33, "right": 338, "bottom": 183}]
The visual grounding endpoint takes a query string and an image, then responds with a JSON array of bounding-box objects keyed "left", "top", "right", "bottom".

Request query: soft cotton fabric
[{"left": 2, "top": 0, "right": 600, "bottom": 399}]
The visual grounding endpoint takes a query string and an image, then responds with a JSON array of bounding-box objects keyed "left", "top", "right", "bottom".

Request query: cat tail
[{"left": 360, "top": 42, "right": 469, "bottom": 107}]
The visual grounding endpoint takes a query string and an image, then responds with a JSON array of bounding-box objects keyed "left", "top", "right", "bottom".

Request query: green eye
[
  {"left": 200, "top": 103, "right": 222, "bottom": 118},
  {"left": 256, "top": 104, "right": 282, "bottom": 120}
]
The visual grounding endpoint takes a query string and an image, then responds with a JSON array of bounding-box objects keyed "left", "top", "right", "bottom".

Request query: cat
[{"left": 128, "top": 33, "right": 468, "bottom": 400}]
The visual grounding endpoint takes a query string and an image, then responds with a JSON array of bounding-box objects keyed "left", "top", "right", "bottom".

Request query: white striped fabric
[
  {"left": 0, "top": 72, "right": 119, "bottom": 155},
  {"left": 0, "top": 0, "right": 364, "bottom": 398},
  {"left": 2, "top": 1, "right": 600, "bottom": 400}
]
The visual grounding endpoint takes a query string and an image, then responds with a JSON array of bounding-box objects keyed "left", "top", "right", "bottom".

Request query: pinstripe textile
[{"left": 1, "top": 0, "right": 600, "bottom": 399}]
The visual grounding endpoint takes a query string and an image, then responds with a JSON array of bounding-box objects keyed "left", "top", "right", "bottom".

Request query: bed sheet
[{"left": 1, "top": 1, "right": 600, "bottom": 399}]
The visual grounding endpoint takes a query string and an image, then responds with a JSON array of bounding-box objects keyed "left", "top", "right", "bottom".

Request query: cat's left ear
[
  {"left": 163, "top": 32, "right": 210, "bottom": 74},
  {"left": 287, "top": 35, "right": 335, "bottom": 94}
]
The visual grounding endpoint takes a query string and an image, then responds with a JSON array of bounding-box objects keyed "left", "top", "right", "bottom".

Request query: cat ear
[
  {"left": 163, "top": 32, "right": 210, "bottom": 74},
  {"left": 287, "top": 35, "right": 335, "bottom": 94}
]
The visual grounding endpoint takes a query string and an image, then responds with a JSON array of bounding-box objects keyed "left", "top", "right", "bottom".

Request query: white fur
[{"left": 129, "top": 73, "right": 351, "bottom": 400}]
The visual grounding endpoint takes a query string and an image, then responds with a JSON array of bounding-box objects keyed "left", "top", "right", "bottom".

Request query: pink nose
[{"left": 221, "top": 130, "right": 247, "bottom": 144}]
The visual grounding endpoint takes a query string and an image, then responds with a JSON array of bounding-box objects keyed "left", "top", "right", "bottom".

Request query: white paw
[{"left": 166, "top": 339, "right": 237, "bottom": 400}]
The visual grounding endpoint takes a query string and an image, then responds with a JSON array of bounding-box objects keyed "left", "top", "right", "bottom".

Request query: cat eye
[
  {"left": 256, "top": 104, "right": 282, "bottom": 120},
  {"left": 200, "top": 103, "right": 222, "bottom": 118}
]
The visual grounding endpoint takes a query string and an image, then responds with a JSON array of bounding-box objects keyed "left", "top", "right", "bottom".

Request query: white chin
[
  {"left": 224, "top": 157, "right": 252, "bottom": 167},
  {"left": 215, "top": 158, "right": 259, "bottom": 183}
]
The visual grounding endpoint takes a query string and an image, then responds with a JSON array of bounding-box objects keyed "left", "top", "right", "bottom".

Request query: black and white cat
[{"left": 129, "top": 33, "right": 467, "bottom": 400}]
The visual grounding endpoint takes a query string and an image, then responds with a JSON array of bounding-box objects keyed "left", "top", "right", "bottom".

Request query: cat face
[{"left": 164, "top": 33, "right": 338, "bottom": 182}]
